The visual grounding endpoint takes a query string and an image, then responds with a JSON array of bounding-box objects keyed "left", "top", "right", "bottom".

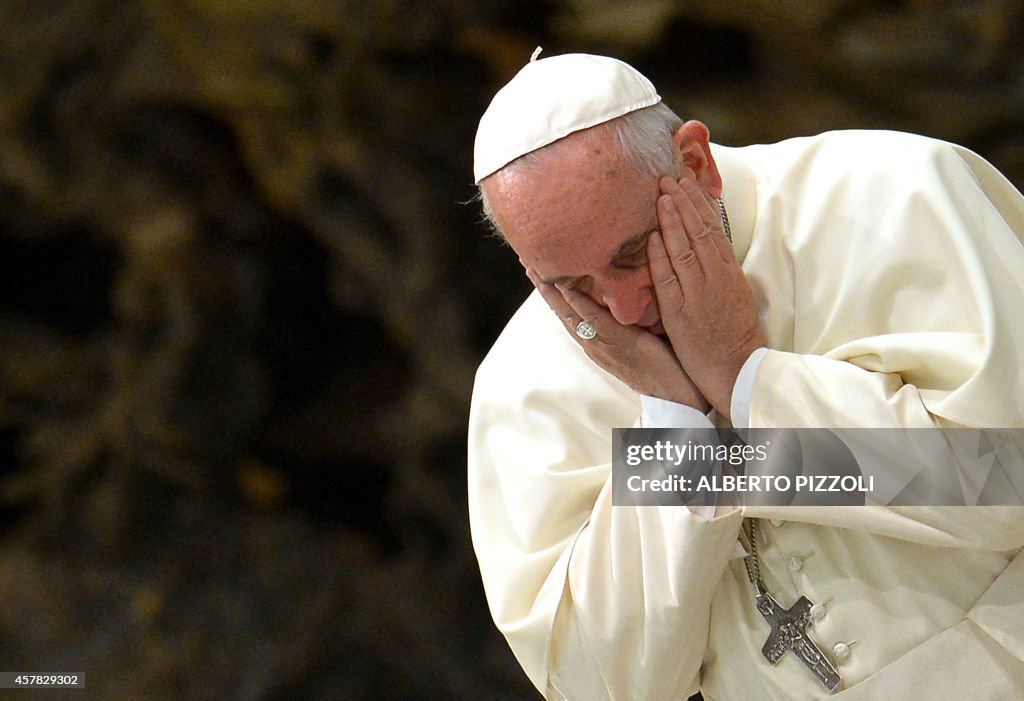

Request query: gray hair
[{"left": 477, "top": 102, "right": 684, "bottom": 238}]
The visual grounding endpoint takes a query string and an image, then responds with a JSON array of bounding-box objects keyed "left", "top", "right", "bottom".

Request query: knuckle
[
  {"left": 655, "top": 274, "right": 680, "bottom": 291},
  {"left": 672, "top": 250, "right": 698, "bottom": 266}
]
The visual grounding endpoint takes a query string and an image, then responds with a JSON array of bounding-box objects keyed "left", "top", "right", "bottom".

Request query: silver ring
[{"left": 575, "top": 320, "right": 597, "bottom": 340}]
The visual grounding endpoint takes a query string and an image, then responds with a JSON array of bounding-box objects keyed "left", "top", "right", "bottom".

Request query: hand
[
  {"left": 526, "top": 268, "right": 710, "bottom": 412},
  {"left": 647, "top": 176, "right": 765, "bottom": 418}
]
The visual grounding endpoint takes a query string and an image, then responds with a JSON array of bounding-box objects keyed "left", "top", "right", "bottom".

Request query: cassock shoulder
[
  {"left": 813, "top": 130, "right": 1017, "bottom": 203},
  {"left": 754, "top": 129, "right": 973, "bottom": 187}
]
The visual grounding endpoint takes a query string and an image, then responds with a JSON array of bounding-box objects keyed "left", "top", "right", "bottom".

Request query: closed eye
[
  {"left": 621, "top": 249, "right": 647, "bottom": 264},
  {"left": 612, "top": 240, "right": 651, "bottom": 269}
]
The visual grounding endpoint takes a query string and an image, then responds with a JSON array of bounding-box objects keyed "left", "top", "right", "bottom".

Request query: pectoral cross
[{"left": 755, "top": 590, "right": 841, "bottom": 692}]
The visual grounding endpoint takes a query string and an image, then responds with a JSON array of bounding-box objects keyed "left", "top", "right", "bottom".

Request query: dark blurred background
[{"left": 0, "top": 1, "right": 1022, "bottom": 699}]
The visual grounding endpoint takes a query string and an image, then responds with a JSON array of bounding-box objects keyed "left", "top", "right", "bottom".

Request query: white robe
[{"left": 468, "top": 130, "right": 1024, "bottom": 700}]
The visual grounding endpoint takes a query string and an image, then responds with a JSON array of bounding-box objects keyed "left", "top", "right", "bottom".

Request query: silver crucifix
[{"left": 755, "top": 590, "right": 842, "bottom": 692}]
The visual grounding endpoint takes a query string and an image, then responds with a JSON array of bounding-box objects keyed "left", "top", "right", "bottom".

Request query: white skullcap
[{"left": 473, "top": 49, "right": 661, "bottom": 183}]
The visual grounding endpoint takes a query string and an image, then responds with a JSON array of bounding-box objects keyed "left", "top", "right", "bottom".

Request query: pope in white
[{"left": 468, "top": 51, "right": 1024, "bottom": 700}]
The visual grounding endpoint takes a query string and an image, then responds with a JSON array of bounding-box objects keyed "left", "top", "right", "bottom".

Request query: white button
[
  {"left": 832, "top": 642, "right": 851, "bottom": 661},
  {"left": 786, "top": 556, "right": 804, "bottom": 572},
  {"left": 769, "top": 519, "right": 784, "bottom": 527},
  {"left": 809, "top": 603, "right": 827, "bottom": 622}
]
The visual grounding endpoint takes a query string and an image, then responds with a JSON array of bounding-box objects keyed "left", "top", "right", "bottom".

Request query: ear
[{"left": 671, "top": 120, "right": 723, "bottom": 198}]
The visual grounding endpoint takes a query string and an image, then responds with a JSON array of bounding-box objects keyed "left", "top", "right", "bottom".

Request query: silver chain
[
  {"left": 718, "top": 197, "right": 732, "bottom": 243},
  {"left": 743, "top": 519, "right": 767, "bottom": 595}
]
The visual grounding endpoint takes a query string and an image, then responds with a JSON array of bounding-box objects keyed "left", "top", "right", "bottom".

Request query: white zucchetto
[{"left": 473, "top": 50, "right": 661, "bottom": 183}]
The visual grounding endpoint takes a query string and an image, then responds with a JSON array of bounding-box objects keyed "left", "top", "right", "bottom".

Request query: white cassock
[{"left": 468, "top": 130, "right": 1024, "bottom": 700}]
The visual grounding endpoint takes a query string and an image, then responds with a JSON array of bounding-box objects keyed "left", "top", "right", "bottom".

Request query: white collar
[{"left": 712, "top": 143, "right": 757, "bottom": 264}]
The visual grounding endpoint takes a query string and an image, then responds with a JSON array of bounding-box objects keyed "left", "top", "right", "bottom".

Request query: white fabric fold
[{"left": 468, "top": 130, "right": 1024, "bottom": 699}]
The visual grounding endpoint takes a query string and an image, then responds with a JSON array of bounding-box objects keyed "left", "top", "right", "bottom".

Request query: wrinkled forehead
[
  {"left": 484, "top": 134, "right": 660, "bottom": 271},
  {"left": 484, "top": 130, "right": 629, "bottom": 227}
]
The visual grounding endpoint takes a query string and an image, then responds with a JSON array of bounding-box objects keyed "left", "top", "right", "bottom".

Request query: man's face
[{"left": 484, "top": 129, "right": 671, "bottom": 332}]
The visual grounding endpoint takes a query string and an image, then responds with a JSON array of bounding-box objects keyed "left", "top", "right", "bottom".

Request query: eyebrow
[{"left": 539, "top": 229, "right": 654, "bottom": 286}]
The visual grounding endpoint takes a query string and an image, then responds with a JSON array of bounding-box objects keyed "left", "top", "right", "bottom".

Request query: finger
[
  {"left": 526, "top": 268, "right": 578, "bottom": 326},
  {"left": 689, "top": 186, "right": 737, "bottom": 263},
  {"left": 663, "top": 177, "right": 730, "bottom": 267},
  {"left": 647, "top": 230, "right": 686, "bottom": 314},
  {"left": 664, "top": 177, "right": 713, "bottom": 239},
  {"left": 656, "top": 192, "right": 702, "bottom": 290},
  {"left": 706, "top": 192, "right": 739, "bottom": 263},
  {"left": 526, "top": 268, "right": 622, "bottom": 343},
  {"left": 683, "top": 178, "right": 723, "bottom": 234},
  {"left": 560, "top": 285, "right": 621, "bottom": 341}
]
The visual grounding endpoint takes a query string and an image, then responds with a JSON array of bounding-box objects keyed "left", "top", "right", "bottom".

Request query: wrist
[
  {"left": 709, "top": 342, "right": 766, "bottom": 419},
  {"left": 657, "top": 381, "right": 711, "bottom": 414}
]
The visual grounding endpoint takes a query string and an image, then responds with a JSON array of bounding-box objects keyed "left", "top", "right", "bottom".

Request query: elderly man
[{"left": 468, "top": 51, "right": 1024, "bottom": 700}]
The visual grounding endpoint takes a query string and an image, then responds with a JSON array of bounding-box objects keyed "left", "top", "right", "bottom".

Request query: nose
[{"left": 593, "top": 277, "right": 654, "bottom": 326}]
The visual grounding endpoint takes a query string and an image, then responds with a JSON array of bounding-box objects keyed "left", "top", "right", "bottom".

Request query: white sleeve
[
  {"left": 729, "top": 347, "right": 768, "bottom": 430},
  {"left": 638, "top": 347, "right": 767, "bottom": 430},
  {"left": 639, "top": 395, "right": 715, "bottom": 428},
  {"left": 545, "top": 483, "right": 744, "bottom": 700},
  {"left": 638, "top": 395, "right": 725, "bottom": 521},
  {"left": 739, "top": 138, "right": 1024, "bottom": 549},
  {"left": 468, "top": 293, "right": 746, "bottom": 700}
]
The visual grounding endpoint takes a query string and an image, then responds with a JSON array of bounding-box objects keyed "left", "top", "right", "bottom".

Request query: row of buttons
[{"left": 767, "top": 520, "right": 853, "bottom": 664}]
